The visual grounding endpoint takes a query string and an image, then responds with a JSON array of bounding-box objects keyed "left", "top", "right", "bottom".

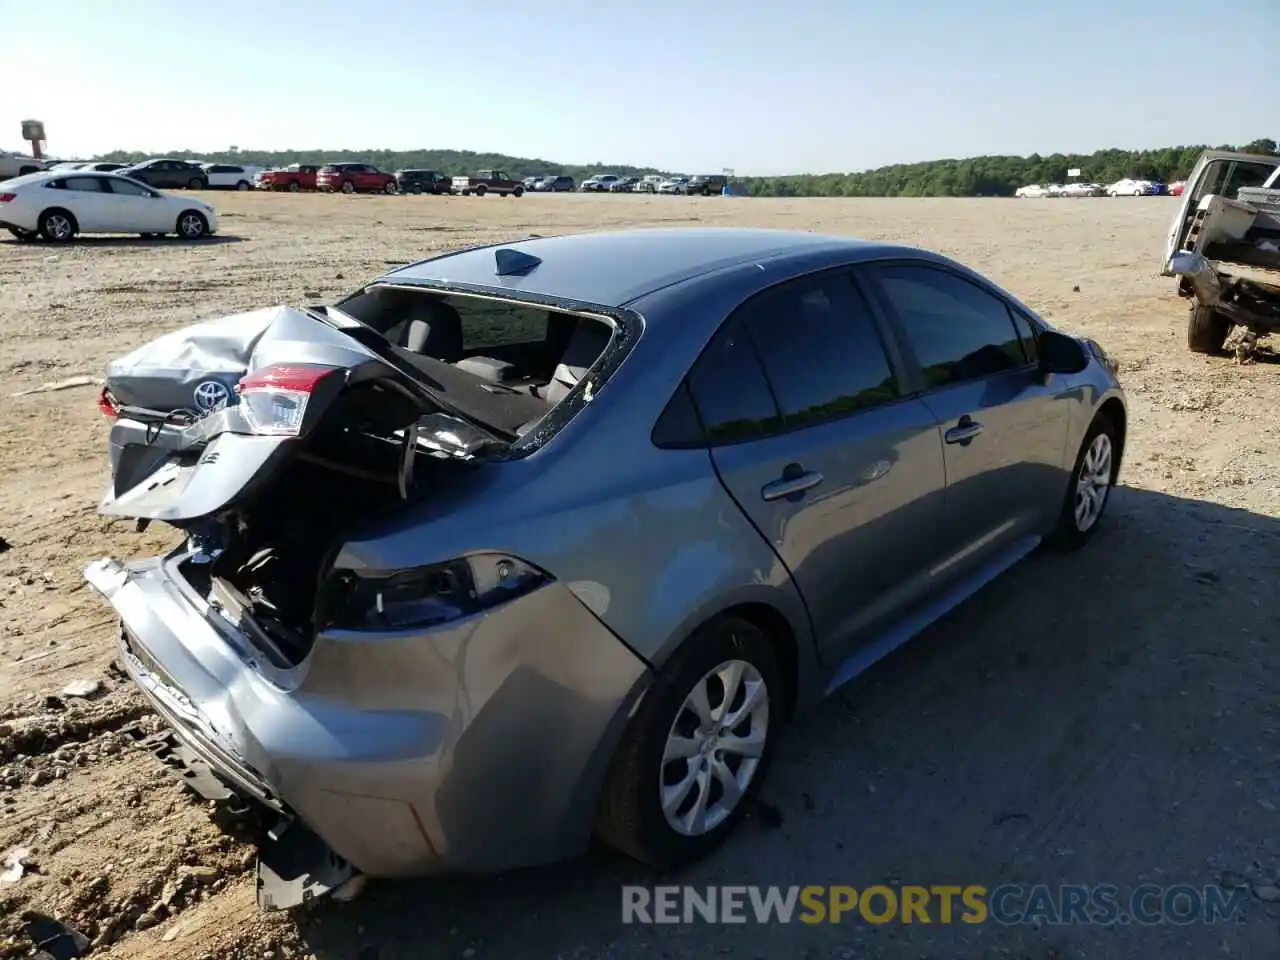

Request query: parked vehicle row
[{"left": 1015, "top": 178, "right": 1181, "bottom": 198}]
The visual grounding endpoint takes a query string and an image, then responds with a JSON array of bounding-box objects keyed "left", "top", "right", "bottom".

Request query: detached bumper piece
[
  {"left": 128, "top": 727, "right": 238, "bottom": 803},
  {"left": 257, "top": 818, "right": 354, "bottom": 912},
  {"left": 131, "top": 726, "right": 353, "bottom": 911}
]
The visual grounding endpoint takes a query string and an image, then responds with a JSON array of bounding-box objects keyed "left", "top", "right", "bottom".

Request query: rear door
[
  {"left": 861, "top": 261, "right": 1071, "bottom": 581},
  {"left": 690, "top": 269, "right": 948, "bottom": 663},
  {"left": 57, "top": 175, "right": 115, "bottom": 231}
]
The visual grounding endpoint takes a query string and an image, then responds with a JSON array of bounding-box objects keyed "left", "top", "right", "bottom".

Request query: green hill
[{"left": 91, "top": 138, "right": 1277, "bottom": 198}]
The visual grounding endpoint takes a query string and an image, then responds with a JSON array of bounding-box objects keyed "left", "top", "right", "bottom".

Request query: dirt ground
[{"left": 1, "top": 192, "right": 1277, "bottom": 960}]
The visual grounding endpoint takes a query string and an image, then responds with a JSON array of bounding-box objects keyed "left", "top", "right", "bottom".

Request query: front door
[
  {"left": 106, "top": 176, "right": 171, "bottom": 232},
  {"left": 689, "top": 269, "right": 948, "bottom": 663},
  {"left": 862, "top": 261, "right": 1072, "bottom": 582},
  {"left": 59, "top": 176, "right": 114, "bottom": 232}
]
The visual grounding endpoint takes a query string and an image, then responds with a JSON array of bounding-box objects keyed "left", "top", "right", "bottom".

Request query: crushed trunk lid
[{"left": 98, "top": 304, "right": 435, "bottom": 524}]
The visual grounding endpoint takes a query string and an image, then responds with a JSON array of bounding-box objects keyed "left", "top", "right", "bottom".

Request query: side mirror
[{"left": 1038, "top": 330, "right": 1090, "bottom": 377}]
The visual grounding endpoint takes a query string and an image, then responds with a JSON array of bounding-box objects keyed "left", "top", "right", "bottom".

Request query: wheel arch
[
  {"left": 1097, "top": 395, "right": 1127, "bottom": 478},
  {"left": 39, "top": 206, "right": 79, "bottom": 235}
]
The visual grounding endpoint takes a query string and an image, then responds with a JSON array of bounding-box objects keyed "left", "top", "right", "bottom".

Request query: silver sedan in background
[{"left": 84, "top": 228, "right": 1126, "bottom": 909}]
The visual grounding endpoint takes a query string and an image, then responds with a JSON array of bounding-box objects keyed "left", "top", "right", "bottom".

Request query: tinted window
[
  {"left": 686, "top": 320, "right": 783, "bottom": 445},
  {"left": 108, "top": 178, "right": 153, "bottom": 197},
  {"left": 1009, "top": 308, "right": 1040, "bottom": 362},
  {"left": 740, "top": 273, "right": 898, "bottom": 425},
  {"left": 64, "top": 176, "right": 107, "bottom": 193},
  {"left": 873, "top": 265, "right": 1027, "bottom": 388}
]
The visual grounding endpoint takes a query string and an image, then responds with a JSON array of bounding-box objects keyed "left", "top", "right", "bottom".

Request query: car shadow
[
  {"left": 278, "top": 486, "right": 1280, "bottom": 960},
  {"left": 4, "top": 235, "right": 245, "bottom": 249}
]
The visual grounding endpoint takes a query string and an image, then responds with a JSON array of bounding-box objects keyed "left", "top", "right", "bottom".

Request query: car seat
[{"left": 396, "top": 301, "right": 464, "bottom": 362}]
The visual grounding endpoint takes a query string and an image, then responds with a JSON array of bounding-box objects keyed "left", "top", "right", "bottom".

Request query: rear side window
[
  {"left": 64, "top": 176, "right": 107, "bottom": 193},
  {"left": 870, "top": 264, "right": 1028, "bottom": 389},
  {"left": 739, "top": 272, "right": 898, "bottom": 426},
  {"left": 685, "top": 320, "right": 783, "bottom": 445}
]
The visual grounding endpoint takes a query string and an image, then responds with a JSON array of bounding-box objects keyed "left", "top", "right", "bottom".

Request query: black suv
[
  {"left": 686, "top": 174, "right": 728, "bottom": 196},
  {"left": 117, "top": 159, "right": 208, "bottom": 189},
  {"left": 395, "top": 169, "right": 452, "bottom": 195}
]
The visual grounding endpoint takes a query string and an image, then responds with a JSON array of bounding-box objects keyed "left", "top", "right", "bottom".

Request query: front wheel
[
  {"left": 384, "top": 181, "right": 397, "bottom": 195},
  {"left": 1187, "top": 305, "right": 1232, "bottom": 354},
  {"left": 237, "top": 181, "right": 250, "bottom": 191},
  {"left": 188, "top": 178, "right": 204, "bottom": 190},
  {"left": 176, "top": 210, "right": 208, "bottom": 240},
  {"left": 475, "top": 185, "right": 488, "bottom": 197},
  {"left": 340, "top": 180, "right": 355, "bottom": 194},
  {"left": 288, "top": 182, "right": 301, "bottom": 193},
  {"left": 1048, "top": 414, "right": 1119, "bottom": 550},
  {"left": 594, "top": 615, "right": 781, "bottom": 867}
]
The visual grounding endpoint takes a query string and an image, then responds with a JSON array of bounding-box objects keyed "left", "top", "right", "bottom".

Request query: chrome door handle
[
  {"left": 944, "top": 416, "right": 983, "bottom": 445},
  {"left": 761, "top": 469, "right": 823, "bottom": 502}
]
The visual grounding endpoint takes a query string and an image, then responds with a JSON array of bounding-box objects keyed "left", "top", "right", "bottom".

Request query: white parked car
[
  {"left": 1014, "top": 184, "right": 1051, "bottom": 198},
  {"left": 1045, "top": 183, "right": 1065, "bottom": 197},
  {"left": 0, "top": 170, "right": 218, "bottom": 242},
  {"left": 201, "top": 163, "right": 261, "bottom": 190},
  {"left": 632, "top": 174, "right": 665, "bottom": 193},
  {"left": 1107, "top": 178, "right": 1152, "bottom": 197},
  {"left": 658, "top": 177, "right": 690, "bottom": 194}
]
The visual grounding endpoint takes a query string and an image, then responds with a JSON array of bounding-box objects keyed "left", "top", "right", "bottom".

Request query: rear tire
[
  {"left": 341, "top": 180, "right": 355, "bottom": 194},
  {"left": 1047, "top": 413, "right": 1119, "bottom": 551},
  {"left": 288, "top": 181, "right": 301, "bottom": 193},
  {"left": 1187, "top": 305, "right": 1231, "bottom": 354},
  {"left": 475, "top": 185, "right": 488, "bottom": 197},
  {"left": 38, "top": 209, "right": 77, "bottom": 242},
  {"left": 512, "top": 185, "right": 524, "bottom": 197},
  {"left": 594, "top": 615, "right": 782, "bottom": 868},
  {"left": 188, "top": 177, "right": 204, "bottom": 189},
  {"left": 237, "top": 180, "right": 250, "bottom": 191}
]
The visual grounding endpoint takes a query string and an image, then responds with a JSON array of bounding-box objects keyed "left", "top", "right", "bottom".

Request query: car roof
[{"left": 378, "top": 227, "right": 909, "bottom": 308}]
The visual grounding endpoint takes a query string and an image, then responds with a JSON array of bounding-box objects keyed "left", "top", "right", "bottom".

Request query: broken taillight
[
  {"left": 97, "top": 386, "right": 121, "bottom": 420},
  {"left": 235, "top": 363, "right": 338, "bottom": 437}
]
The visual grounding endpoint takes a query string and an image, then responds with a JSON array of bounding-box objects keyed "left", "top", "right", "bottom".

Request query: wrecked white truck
[{"left": 1164, "top": 149, "right": 1280, "bottom": 355}]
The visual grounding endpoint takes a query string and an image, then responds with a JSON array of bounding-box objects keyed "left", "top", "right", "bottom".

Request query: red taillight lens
[
  {"left": 97, "top": 386, "right": 121, "bottom": 420},
  {"left": 235, "top": 363, "right": 337, "bottom": 436},
  {"left": 0, "top": 193, "right": 16, "bottom": 203}
]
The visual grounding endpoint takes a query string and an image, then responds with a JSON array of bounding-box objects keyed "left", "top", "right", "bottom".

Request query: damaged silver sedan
[{"left": 84, "top": 228, "right": 1126, "bottom": 910}]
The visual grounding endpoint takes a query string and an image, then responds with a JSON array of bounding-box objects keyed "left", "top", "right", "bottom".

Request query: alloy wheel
[
  {"left": 1074, "top": 433, "right": 1112, "bottom": 532},
  {"left": 660, "top": 658, "right": 769, "bottom": 836}
]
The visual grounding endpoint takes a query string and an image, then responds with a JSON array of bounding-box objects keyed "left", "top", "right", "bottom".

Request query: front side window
[
  {"left": 869, "top": 264, "right": 1028, "bottom": 389},
  {"left": 738, "top": 272, "right": 898, "bottom": 426},
  {"left": 108, "top": 178, "right": 154, "bottom": 197}
]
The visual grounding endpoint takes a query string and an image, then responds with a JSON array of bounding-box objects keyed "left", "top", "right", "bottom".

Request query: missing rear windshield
[{"left": 334, "top": 283, "right": 638, "bottom": 451}]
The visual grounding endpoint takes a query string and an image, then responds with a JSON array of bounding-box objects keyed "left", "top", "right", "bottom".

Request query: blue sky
[{"left": 3, "top": 0, "right": 1276, "bottom": 175}]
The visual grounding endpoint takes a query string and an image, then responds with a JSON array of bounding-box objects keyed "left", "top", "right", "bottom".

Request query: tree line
[{"left": 92, "top": 138, "right": 1278, "bottom": 198}]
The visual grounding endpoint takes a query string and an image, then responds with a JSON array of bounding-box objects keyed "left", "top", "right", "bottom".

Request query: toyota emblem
[{"left": 193, "top": 379, "right": 231, "bottom": 413}]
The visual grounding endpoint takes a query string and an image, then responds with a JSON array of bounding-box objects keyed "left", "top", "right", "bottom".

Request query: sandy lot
[{"left": 1, "top": 192, "right": 1278, "bottom": 960}]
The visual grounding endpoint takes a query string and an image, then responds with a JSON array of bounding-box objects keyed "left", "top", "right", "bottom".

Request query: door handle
[
  {"left": 761, "top": 465, "right": 823, "bottom": 502},
  {"left": 944, "top": 415, "right": 983, "bottom": 445}
]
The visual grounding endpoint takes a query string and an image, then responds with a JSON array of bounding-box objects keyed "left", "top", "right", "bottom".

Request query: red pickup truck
[
  {"left": 316, "top": 163, "right": 398, "bottom": 195},
  {"left": 254, "top": 164, "right": 318, "bottom": 192},
  {"left": 451, "top": 170, "right": 525, "bottom": 197}
]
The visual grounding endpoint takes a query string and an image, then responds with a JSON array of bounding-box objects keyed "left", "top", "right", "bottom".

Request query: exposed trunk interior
[{"left": 176, "top": 380, "right": 474, "bottom": 668}]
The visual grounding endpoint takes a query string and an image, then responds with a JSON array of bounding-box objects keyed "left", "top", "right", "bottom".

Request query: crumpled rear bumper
[{"left": 84, "top": 551, "right": 651, "bottom": 899}]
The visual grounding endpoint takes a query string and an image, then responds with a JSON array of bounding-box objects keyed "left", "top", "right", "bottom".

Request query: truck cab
[{"left": 1164, "top": 150, "right": 1280, "bottom": 355}]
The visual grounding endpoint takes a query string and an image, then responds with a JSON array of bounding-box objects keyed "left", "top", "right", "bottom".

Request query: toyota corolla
[{"left": 84, "top": 228, "right": 1126, "bottom": 909}]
